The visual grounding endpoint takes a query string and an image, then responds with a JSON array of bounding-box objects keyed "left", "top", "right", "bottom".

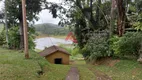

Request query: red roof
[{"left": 65, "top": 32, "right": 78, "bottom": 43}]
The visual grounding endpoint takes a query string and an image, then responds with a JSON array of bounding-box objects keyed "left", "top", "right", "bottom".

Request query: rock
[{"left": 137, "top": 58, "right": 142, "bottom": 63}]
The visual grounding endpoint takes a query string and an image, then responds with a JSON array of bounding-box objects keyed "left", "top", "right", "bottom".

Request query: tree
[
  {"left": 56, "top": 0, "right": 111, "bottom": 49},
  {"left": 4, "top": 0, "right": 8, "bottom": 47},
  {"left": 116, "top": 0, "right": 126, "bottom": 37},
  {"left": 110, "top": 0, "right": 117, "bottom": 37},
  {"left": 5, "top": 0, "right": 43, "bottom": 49}
]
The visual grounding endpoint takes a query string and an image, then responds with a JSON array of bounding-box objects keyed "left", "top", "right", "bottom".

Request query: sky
[
  {"left": 0, "top": 0, "right": 63, "bottom": 24},
  {"left": 36, "top": 10, "right": 60, "bottom": 24},
  {"left": 35, "top": 0, "right": 63, "bottom": 24}
]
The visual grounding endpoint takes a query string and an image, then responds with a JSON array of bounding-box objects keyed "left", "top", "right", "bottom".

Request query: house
[
  {"left": 39, "top": 45, "right": 70, "bottom": 65},
  {"left": 65, "top": 32, "right": 77, "bottom": 43}
]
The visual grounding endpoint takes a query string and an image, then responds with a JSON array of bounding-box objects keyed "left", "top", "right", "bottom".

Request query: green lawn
[
  {"left": 0, "top": 48, "right": 70, "bottom": 80},
  {"left": 71, "top": 58, "right": 142, "bottom": 80},
  {"left": 88, "top": 59, "right": 142, "bottom": 80},
  {"left": 0, "top": 47, "right": 94, "bottom": 80},
  {"left": 1, "top": 47, "right": 142, "bottom": 80},
  {"left": 40, "top": 64, "right": 70, "bottom": 80},
  {"left": 0, "top": 48, "right": 42, "bottom": 80}
]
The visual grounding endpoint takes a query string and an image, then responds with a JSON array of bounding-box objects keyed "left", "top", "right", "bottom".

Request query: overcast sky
[
  {"left": 0, "top": 0, "right": 63, "bottom": 24},
  {"left": 36, "top": 0, "right": 63, "bottom": 24}
]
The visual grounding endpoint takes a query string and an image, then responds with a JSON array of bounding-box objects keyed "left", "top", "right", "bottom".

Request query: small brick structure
[{"left": 39, "top": 45, "right": 70, "bottom": 65}]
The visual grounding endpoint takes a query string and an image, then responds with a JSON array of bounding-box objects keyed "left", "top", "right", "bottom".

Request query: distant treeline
[{"left": 34, "top": 23, "right": 69, "bottom": 36}]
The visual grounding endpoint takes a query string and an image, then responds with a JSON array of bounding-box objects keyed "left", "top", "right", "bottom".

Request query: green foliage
[
  {"left": 0, "top": 29, "right": 6, "bottom": 45},
  {"left": 84, "top": 34, "right": 110, "bottom": 62},
  {"left": 8, "top": 26, "right": 36, "bottom": 49},
  {"left": 6, "top": 0, "right": 43, "bottom": 26},
  {"left": 59, "top": 44, "right": 72, "bottom": 54},
  {"left": 109, "top": 35, "right": 119, "bottom": 55},
  {"left": 72, "top": 46, "right": 82, "bottom": 56},
  {"left": 28, "top": 27, "right": 36, "bottom": 49},
  {"left": 8, "top": 27, "right": 20, "bottom": 49},
  {"left": 59, "top": 44, "right": 82, "bottom": 56},
  {"left": 0, "top": 24, "right": 5, "bottom": 45},
  {"left": 133, "top": 22, "right": 142, "bottom": 30},
  {"left": 114, "top": 32, "right": 142, "bottom": 57}
]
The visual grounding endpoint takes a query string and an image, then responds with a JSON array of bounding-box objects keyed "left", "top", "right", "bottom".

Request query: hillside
[{"left": 34, "top": 23, "right": 69, "bottom": 36}]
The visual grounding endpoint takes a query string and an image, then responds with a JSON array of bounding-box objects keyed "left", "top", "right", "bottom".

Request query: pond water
[{"left": 34, "top": 37, "right": 73, "bottom": 50}]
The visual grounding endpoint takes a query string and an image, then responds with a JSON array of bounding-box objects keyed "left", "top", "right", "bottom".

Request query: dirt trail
[
  {"left": 89, "top": 68, "right": 112, "bottom": 80},
  {"left": 65, "top": 67, "right": 79, "bottom": 80}
]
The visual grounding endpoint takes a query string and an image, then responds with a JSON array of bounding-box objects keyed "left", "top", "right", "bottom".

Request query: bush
[
  {"left": 8, "top": 26, "right": 36, "bottom": 49},
  {"left": 84, "top": 34, "right": 110, "bottom": 62},
  {"left": 59, "top": 44, "right": 82, "bottom": 57},
  {"left": 71, "top": 46, "right": 82, "bottom": 56},
  {"left": 114, "top": 32, "right": 142, "bottom": 57},
  {"left": 8, "top": 27, "right": 20, "bottom": 49},
  {"left": 109, "top": 35, "right": 119, "bottom": 55},
  {"left": 0, "top": 29, "right": 6, "bottom": 45}
]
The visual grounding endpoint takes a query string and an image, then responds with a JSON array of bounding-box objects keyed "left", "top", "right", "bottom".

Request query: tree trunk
[
  {"left": 95, "top": 0, "right": 101, "bottom": 26},
  {"left": 110, "top": 0, "right": 117, "bottom": 37},
  {"left": 19, "top": 20, "right": 24, "bottom": 50},
  {"left": 19, "top": 3, "right": 24, "bottom": 50},
  {"left": 4, "top": 0, "right": 9, "bottom": 47},
  {"left": 116, "top": 0, "right": 126, "bottom": 37}
]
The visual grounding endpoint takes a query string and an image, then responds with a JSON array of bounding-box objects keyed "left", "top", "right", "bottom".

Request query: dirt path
[
  {"left": 89, "top": 68, "right": 112, "bottom": 80},
  {"left": 65, "top": 67, "right": 79, "bottom": 80}
]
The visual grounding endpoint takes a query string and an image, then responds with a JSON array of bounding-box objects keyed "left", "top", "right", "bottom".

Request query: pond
[{"left": 34, "top": 37, "right": 73, "bottom": 50}]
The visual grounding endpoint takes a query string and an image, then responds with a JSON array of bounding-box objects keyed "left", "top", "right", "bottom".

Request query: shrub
[
  {"left": 71, "top": 46, "right": 82, "bottom": 56},
  {"left": 8, "top": 26, "right": 36, "bottom": 49},
  {"left": 114, "top": 32, "right": 142, "bottom": 57},
  {"left": 8, "top": 27, "right": 20, "bottom": 49},
  {"left": 84, "top": 34, "right": 110, "bottom": 62},
  {"left": 109, "top": 35, "right": 119, "bottom": 55},
  {"left": 0, "top": 29, "right": 6, "bottom": 45}
]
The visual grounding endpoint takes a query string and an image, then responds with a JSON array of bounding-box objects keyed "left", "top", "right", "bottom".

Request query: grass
[
  {"left": 40, "top": 64, "right": 70, "bottom": 80},
  {"left": 71, "top": 58, "right": 142, "bottom": 80},
  {"left": 0, "top": 47, "right": 70, "bottom": 80},
  {"left": 78, "top": 66, "right": 96, "bottom": 80},
  {"left": 1, "top": 47, "right": 142, "bottom": 80},
  {"left": 71, "top": 60, "right": 96, "bottom": 80},
  {"left": 36, "top": 33, "right": 66, "bottom": 39},
  {"left": 88, "top": 59, "right": 142, "bottom": 80},
  {"left": 0, "top": 48, "right": 42, "bottom": 80}
]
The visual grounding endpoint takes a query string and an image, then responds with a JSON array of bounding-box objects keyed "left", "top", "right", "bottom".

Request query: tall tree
[
  {"left": 6, "top": 0, "right": 43, "bottom": 49},
  {"left": 58, "top": 0, "right": 110, "bottom": 48},
  {"left": 4, "top": 0, "right": 9, "bottom": 47},
  {"left": 110, "top": 0, "right": 117, "bottom": 37},
  {"left": 116, "top": 0, "right": 126, "bottom": 36}
]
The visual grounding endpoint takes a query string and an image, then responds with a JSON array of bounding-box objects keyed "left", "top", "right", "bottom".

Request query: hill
[{"left": 34, "top": 23, "right": 69, "bottom": 36}]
